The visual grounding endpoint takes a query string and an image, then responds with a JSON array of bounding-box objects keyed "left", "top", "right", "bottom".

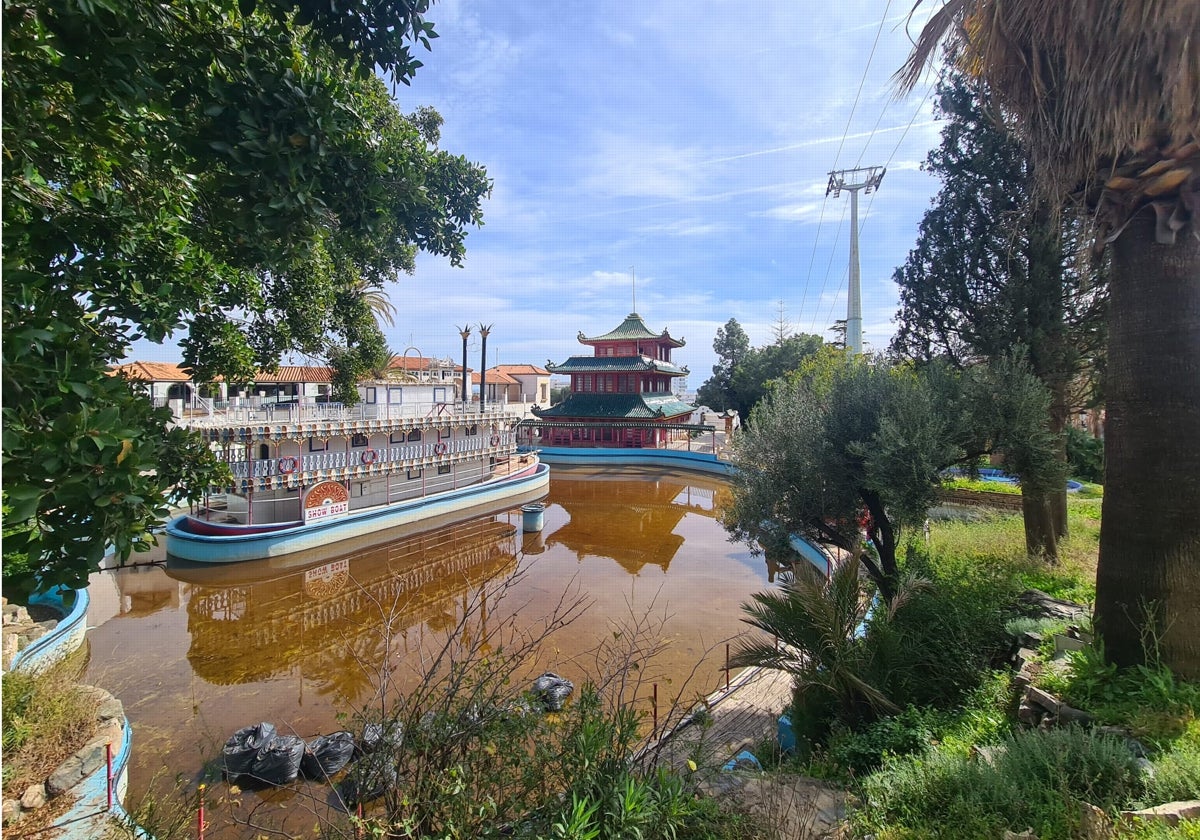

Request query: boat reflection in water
[
  {"left": 168, "top": 513, "right": 522, "bottom": 704},
  {"left": 85, "top": 468, "right": 774, "bottom": 840}
]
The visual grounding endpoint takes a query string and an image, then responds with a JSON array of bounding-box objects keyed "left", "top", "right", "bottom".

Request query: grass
[
  {"left": 1, "top": 647, "right": 97, "bottom": 797},
  {"left": 832, "top": 500, "right": 1200, "bottom": 840}
]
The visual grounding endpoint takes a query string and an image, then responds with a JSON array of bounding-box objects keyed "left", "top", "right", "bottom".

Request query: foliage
[
  {"left": 1066, "top": 426, "right": 1106, "bottom": 484},
  {"left": 726, "top": 333, "right": 824, "bottom": 419},
  {"left": 724, "top": 350, "right": 1061, "bottom": 598},
  {"left": 890, "top": 67, "right": 1107, "bottom": 561},
  {"left": 1048, "top": 642, "right": 1200, "bottom": 740},
  {"left": 695, "top": 318, "right": 751, "bottom": 412},
  {"left": 732, "top": 561, "right": 899, "bottom": 751},
  {"left": 1141, "top": 720, "right": 1200, "bottom": 807},
  {"left": 2, "top": 0, "right": 490, "bottom": 591},
  {"left": 855, "top": 726, "right": 1144, "bottom": 840},
  {"left": 1, "top": 652, "right": 97, "bottom": 798}
]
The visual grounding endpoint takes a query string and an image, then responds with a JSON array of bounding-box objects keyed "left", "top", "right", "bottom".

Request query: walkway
[{"left": 642, "top": 665, "right": 794, "bottom": 773}]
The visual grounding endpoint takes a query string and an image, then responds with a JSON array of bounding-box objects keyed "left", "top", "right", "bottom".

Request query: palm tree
[
  {"left": 732, "top": 562, "right": 899, "bottom": 739},
  {"left": 898, "top": 1, "right": 1200, "bottom": 676},
  {"left": 352, "top": 278, "right": 397, "bottom": 328}
]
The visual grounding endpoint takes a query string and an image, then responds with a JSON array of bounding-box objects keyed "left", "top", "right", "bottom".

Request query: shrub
[
  {"left": 1, "top": 654, "right": 97, "bottom": 798},
  {"left": 1065, "top": 426, "right": 1104, "bottom": 484},
  {"left": 856, "top": 726, "right": 1144, "bottom": 840}
]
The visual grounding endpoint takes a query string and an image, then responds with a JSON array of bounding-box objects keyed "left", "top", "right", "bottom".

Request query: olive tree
[{"left": 723, "top": 350, "right": 1060, "bottom": 601}]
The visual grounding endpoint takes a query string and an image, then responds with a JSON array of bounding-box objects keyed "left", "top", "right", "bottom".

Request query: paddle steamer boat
[{"left": 165, "top": 402, "right": 547, "bottom": 563}]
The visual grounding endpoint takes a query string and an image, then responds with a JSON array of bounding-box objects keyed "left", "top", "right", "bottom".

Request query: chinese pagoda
[{"left": 530, "top": 312, "right": 694, "bottom": 448}]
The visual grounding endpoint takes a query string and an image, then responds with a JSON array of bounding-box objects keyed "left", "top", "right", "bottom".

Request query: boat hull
[{"left": 165, "top": 462, "right": 550, "bottom": 563}]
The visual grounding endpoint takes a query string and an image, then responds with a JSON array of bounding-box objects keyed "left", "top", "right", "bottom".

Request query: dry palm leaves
[{"left": 897, "top": 0, "right": 1200, "bottom": 247}]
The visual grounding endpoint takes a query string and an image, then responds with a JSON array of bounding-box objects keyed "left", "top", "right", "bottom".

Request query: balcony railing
[{"left": 178, "top": 400, "right": 538, "bottom": 429}]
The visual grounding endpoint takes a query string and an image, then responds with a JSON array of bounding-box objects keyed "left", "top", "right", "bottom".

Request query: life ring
[
  {"left": 361, "top": 448, "right": 377, "bottom": 465},
  {"left": 278, "top": 456, "right": 298, "bottom": 475},
  {"left": 490, "top": 433, "right": 501, "bottom": 446},
  {"left": 434, "top": 442, "right": 448, "bottom": 456}
]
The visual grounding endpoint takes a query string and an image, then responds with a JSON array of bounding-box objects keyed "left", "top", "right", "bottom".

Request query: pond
[{"left": 83, "top": 466, "right": 779, "bottom": 837}]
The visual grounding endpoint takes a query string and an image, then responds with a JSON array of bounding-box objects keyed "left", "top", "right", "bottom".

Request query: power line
[
  {"left": 796, "top": 0, "right": 895, "bottom": 331},
  {"left": 815, "top": 85, "right": 937, "bottom": 339}
]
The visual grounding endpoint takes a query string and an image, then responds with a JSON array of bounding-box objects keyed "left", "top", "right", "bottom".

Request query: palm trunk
[{"left": 1094, "top": 209, "right": 1200, "bottom": 678}]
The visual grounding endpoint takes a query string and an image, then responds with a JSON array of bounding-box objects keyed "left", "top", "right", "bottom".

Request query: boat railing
[{"left": 180, "top": 401, "right": 519, "bottom": 428}]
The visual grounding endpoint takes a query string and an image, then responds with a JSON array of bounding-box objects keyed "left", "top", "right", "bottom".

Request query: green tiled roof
[
  {"left": 532, "top": 392, "right": 695, "bottom": 419},
  {"left": 579, "top": 313, "right": 685, "bottom": 347},
  {"left": 546, "top": 356, "right": 687, "bottom": 376}
]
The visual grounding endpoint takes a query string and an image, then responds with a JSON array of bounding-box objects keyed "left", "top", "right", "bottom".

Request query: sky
[{"left": 139, "top": 1, "right": 948, "bottom": 390}]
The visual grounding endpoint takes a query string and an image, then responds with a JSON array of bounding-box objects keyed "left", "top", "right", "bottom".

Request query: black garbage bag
[
  {"left": 339, "top": 752, "right": 397, "bottom": 807},
  {"left": 357, "top": 721, "right": 404, "bottom": 757},
  {"left": 301, "top": 731, "right": 356, "bottom": 780},
  {"left": 222, "top": 722, "right": 276, "bottom": 778},
  {"left": 532, "top": 672, "right": 575, "bottom": 712},
  {"left": 243, "top": 734, "right": 305, "bottom": 787}
]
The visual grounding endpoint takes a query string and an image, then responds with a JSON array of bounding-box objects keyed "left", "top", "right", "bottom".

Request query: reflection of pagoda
[
  {"left": 171, "top": 517, "right": 518, "bottom": 701},
  {"left": 544, "top": 472, "right": 720, "bottom": 575},
  {"left": 531, "top": 313, "right": 694, "bottom": 447}
]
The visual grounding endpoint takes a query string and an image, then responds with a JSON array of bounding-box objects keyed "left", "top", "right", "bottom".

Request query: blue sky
[{"left": 141, "top": 1, "right": 947, "bottom": 389}]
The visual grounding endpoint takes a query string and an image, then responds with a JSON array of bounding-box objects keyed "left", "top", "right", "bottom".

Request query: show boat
[{"left": 165, "top": 400, "right": 548, "bottom": 563}]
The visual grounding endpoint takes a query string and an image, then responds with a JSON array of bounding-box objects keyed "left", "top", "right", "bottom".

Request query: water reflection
[
  {"left": 85, "top": 468, "right": 770, "bottom": 840},
  {"left": 169, "top": 519, "right": 519, "bottom": 702},
  {"left": 545, "top": 468, "right": 730, "bottom": 575}
]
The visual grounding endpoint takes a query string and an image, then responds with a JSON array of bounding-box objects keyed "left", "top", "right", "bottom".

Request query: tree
[
  {"left": 891, "top": 69, "right": 1108, "bottom": 561},
  {"left": 727, "top": 332, "right": 824, "bottom": 418},
  {"left": 723, "top": 350, "right": 1060, "bottom": 601},
  {"left": 899, "top": 0, "right": 1200, "bottom": 676},
  {"left": 2, "top": 0, "right": 490, "bottom": 591},
  {"left": 695, "top": 318, "right": 749, "bottom": 411}
]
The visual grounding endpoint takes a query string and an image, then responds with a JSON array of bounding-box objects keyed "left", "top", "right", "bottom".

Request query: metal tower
[{"left": 826, "top": 166, "right": 885, "bottom": 355}]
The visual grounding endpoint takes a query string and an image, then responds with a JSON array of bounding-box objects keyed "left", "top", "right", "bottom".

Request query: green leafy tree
[
  {"left": 2, "top": 0, "right": 489, "bottom": 592},
  {"left": 695, "top": 318, "right": 750, "bottom": 411},
  {"left": 723, "top": 350, "right": 1061, "bottom": 600},
  {"left": 727, "top": 332, "right": 824, "bottom": 418},
  {"left": 899, "top": 0, "right": 1200, "bottom": 676},
  {"left": 891, "top": 69, "right": 1107, "bottom": 561}
]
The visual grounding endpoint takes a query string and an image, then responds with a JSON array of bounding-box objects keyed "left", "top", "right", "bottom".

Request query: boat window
[
  {"left": 350, "top": 433, "right": 368, "bottom": 448},
  {"left": 258, "top": 444, "right": 270, "bottom": 460},
  {"left": 407, "top": 429, "right": 422, "bottom": 442},
  {"left": 309, "top": 439, "right": 327, "bottom": 452},
  {"left": 407, "top": 468, "right": 423, "bottom": 480},
  {"left": 437, "top": 464, "right": 451, "bottom": 475},
  {"left": 390, "top": 431, "right": 406, "bottom": 444},
  {"left": 467, "top": 425, "right": 478, "bottom": 436}
]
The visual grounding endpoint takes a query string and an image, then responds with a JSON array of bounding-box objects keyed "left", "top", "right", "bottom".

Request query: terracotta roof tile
[{"left": 110, "top": 362, "right": 193, "bottom": 382}]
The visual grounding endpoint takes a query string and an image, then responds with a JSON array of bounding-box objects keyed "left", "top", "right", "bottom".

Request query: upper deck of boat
[{"left": 177, "top": 400, "right": 526, "bottom": 442}]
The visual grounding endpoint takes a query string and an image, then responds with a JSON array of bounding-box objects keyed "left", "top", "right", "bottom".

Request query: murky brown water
[{"left": 84, "top": 466, "right": 777, "bottom": 836}]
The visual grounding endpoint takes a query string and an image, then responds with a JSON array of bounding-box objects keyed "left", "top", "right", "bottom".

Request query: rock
[
  {"left": 47, "top": 755, "right": 84, "bottom": 797},
  {"left": 1003, "top": 829, "right": 1039, "bottom": 839},
  {"left": 1014, "top": 647, "right": 1040, "bottom": 670},
  {"left": 97, "top": 697, "right": 124, "bottom": 723},
  {"left": 3, "top": 631, "right": 19, "bottom": 664},
  {"left": 19, "top": 784, "right": 46, "bottom": 811},
  {"left": 2, "top": 799, "right": 21, "bottom": 826},
  {"left": 1024, "top": 686, "right": 1061, "bottom": 714},
  {"left": 1017, "top": 590, "right": 1089, "bottom": 623},
  {"left": 1079, "top": 802, "right": 1113, "bottom": 839},
  {"left": 1019, "top": 631, "right": 1044, "bottom": 649},
  {"left": 1053, "top": 634, "right": 1087, "bottom": 656},
  {"left": 970, "top": 745, "right": 1004, "bottom": 766},
  {"left": 1017, "top": 701, "right": 1043, "bottom": 726},
  {"left": 1135, "top": 758, "right": 1156, "bottom": 778},
  {"left": 1120, "top": 800, "right": 1200, "bottom": 827},
  {"left": 2, "top": 604, "right": 18, "bottom": 625},
  {"left": 25, "top": 625, "right": 47, "bottom": 643}
]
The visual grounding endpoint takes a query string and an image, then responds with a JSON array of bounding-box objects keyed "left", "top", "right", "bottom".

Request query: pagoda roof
[
  {"left": 546, "top": 356, "right": 687, "bottom": 376},
  {"left": 532, "top": 392, "right": 695, "bottom": 420},
  {"left": 578, "top": 313, "right": 685, "bottom": 348}
]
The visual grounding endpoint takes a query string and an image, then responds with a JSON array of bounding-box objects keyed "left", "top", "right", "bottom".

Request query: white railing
[{"left": 179, "top": 400, "right": 525, "bottom": 429}]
